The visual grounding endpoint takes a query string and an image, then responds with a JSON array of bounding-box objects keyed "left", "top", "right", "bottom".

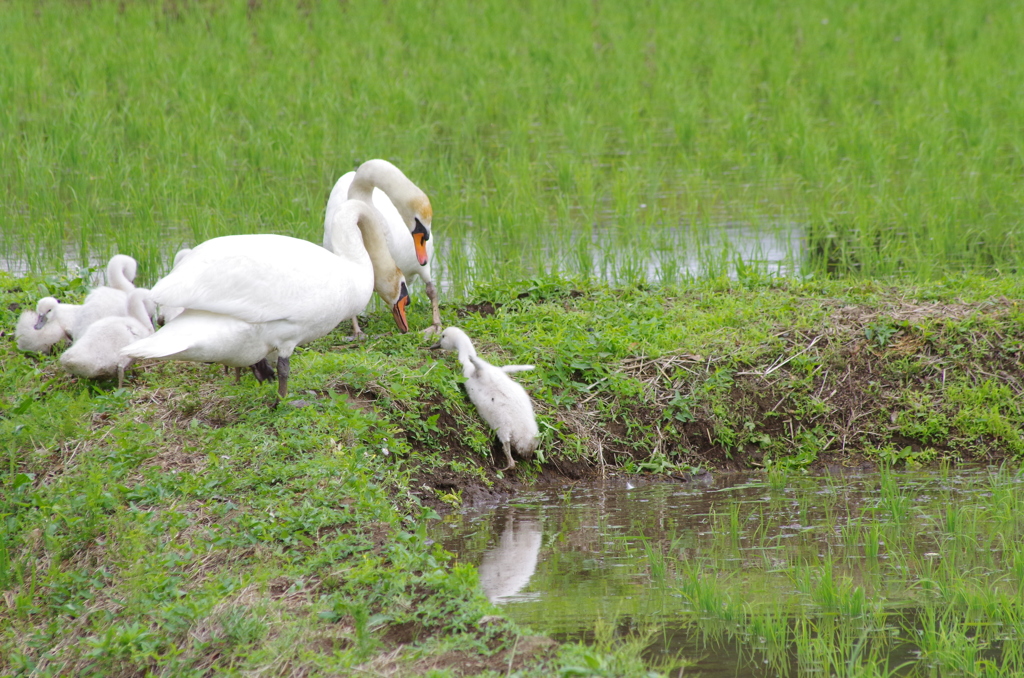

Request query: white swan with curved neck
[
  {"left": 71, "top": 254, "right": 138, "bottom": 340},
  {"left": 430, "top": 327, "right": 539, "bottom": 470},
  {"left": 122, "top": 200, "right": 410, "bottom": 399},
  {"left": 60, "top": 288, "right": 154, "bottom": 387},
  {"left": 327, "top": 158, "right": 442, "bottom": 334}
]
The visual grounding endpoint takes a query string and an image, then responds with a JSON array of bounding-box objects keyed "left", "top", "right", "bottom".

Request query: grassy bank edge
[{"left": 3, "top": 270, "right": 1024, "bottom": 676}]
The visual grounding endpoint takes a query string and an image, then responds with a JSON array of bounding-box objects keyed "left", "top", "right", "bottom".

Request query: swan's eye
[{"left": 413, "top": 219, "right": 430, "bottom": 242}]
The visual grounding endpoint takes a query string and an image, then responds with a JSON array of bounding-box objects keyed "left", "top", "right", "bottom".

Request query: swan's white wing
[{"left": 151, "top": 235, "right": 348, "bottom": 324}]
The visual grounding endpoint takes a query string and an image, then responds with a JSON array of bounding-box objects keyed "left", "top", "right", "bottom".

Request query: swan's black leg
[
  {"left": 250, "top": 358, "right": 275, "bottom": 383},
  {"left": 276, "top": 355, "right": 290, "bottom": 399}
]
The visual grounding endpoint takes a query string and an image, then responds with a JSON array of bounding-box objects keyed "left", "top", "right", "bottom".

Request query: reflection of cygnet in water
[{"left": 477, "top": 515, "right": 542, "bottom": 604}]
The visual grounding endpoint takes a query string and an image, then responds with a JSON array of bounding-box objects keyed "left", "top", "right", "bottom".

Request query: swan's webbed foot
[{"left": 250, "top": 358, "right": 275, "bottom": 383}]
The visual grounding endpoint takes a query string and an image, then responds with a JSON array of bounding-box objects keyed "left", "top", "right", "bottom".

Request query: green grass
[
  {"left": 3, "top": 0, "right": 1024, "bottom": 286},
  {"left": 5, "top": 266, "right": 1024, "bottom": 673}
]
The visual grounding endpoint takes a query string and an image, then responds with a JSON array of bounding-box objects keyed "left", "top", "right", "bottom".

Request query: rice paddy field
[
  {"left": 5, "top": 0, "right": 1024, "bottom": 676},
  {"left": 3, "top": 0, "right": 1024, "bottom": 286}
]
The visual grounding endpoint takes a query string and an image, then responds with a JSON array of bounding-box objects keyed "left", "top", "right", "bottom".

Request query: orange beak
[
  {"left": 412, "top": 220, "right": 430, "bottom": 266},
  {"left": 391, "top": 282, "right": 410, "bottom": 333}
]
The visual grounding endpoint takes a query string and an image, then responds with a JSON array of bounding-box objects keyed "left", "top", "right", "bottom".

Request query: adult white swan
[
  {"left": 122, "top": 200, "right": 410, "bottom": 399},
  {"left": 327, "top": 158, "right": 442, "bottom": 334}
]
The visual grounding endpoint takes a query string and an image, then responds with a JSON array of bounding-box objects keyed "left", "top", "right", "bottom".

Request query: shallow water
[
  {"left": 0, "top": 221, "right": 803, "bottom": 292},
  {"left": 431, "top": 467, "right": 1024, "bottom": 676}
]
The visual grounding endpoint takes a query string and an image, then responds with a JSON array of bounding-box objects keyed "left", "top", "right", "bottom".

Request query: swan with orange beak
[
  {"left": 124, "top": 199, "right": 409, "bottom": 400},
  {"left": 330, "top": 158, "right": 442, "bottom": 334}
]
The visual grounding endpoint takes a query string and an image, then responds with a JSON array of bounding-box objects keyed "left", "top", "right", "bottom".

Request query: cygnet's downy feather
[
  {"left": 430, "top": 326, "right": 539, "bottom": 470},
  {"left": 71, "top": 254, "right": 139, "bottom": 339},
  {"left": 15, "top": 297, "right": 79, "bottom": 353},
  {"left": 60, "top": 288, "right": 154, "bottom": 387}
]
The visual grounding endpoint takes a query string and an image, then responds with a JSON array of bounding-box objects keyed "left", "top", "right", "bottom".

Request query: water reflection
[
  {"left": 477, "top": 510, "right": 543, "bottom": 604},
  {"left": 433, "top": 468, "right": 1024, "bottom": 677}
]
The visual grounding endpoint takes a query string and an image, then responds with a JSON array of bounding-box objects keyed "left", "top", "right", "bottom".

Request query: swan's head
[
  {"left": 428, "top": 326, "right": 474, "bottom": 354},
  {"left": 34, "top": 296, "right": 59, "bottom": 330},
  {"left": 389, "top": 280, "right": 410, "bottom": 333},
  {"left": 350, "top": 159, "right": 434, "bottom": 266},
  {"left": 371, "top": 275, "right": 411, "bottom": 334},
  {"left": 405, "top": 196, "right": 433, "bottom": 267}
]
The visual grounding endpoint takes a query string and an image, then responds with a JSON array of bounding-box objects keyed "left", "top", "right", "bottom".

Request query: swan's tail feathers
[
  {"left": 121, "top": 333, "right": 192, "bottom": 360},
  {"left": 502, "top": 364, "right": 535, "bottom": 374}
]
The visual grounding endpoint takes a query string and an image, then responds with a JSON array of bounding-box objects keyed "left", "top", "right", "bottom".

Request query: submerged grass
[
  {"left": 3, "top": 0, "right": 1024, "bottom": 284},
  {"left": 473, "top": 466, "right": 1024, "bottom": 677}
]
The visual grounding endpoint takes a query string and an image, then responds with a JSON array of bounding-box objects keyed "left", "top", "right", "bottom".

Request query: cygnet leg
[{"left": 500, "top": 439, "right": 516, "bottom": 471}]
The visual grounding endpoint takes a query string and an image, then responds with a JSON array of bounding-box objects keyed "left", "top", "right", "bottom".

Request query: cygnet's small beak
[
  {"left": 33, "top": 314, "right": 47, "bottom": 331},
  {"left": 391, "top": 282, "right": 410, "bottom": 333},
  {"left": 412, "top": 219, "right": 430, "bottom": 266},
  {"left": 427, "top": 340, "right": 442, "bottom": 350}
]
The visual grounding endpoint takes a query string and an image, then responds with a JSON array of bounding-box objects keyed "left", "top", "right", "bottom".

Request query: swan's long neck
[
  {"left": 452, "top": 334, "right": 479, "bottom": 378},
  {"left": 327, "top": 201, "right": 372, "bottom": 266},
  {"left": 348, "top": 159, "right": 432, "bottom": 230},
  {"left": 107, "top": 255, "right": 138, "bottom": 293},
  {"left": 126, "top": 290, "right": 154, "bottom": 332},
  {"left": 328, "top": 200, "right": 404, "bottom": 301}
]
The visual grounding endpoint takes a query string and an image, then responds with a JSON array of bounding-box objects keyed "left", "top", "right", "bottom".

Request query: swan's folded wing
[{"left": 150, "top": 238, "right": 343, "bottom": 324}]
